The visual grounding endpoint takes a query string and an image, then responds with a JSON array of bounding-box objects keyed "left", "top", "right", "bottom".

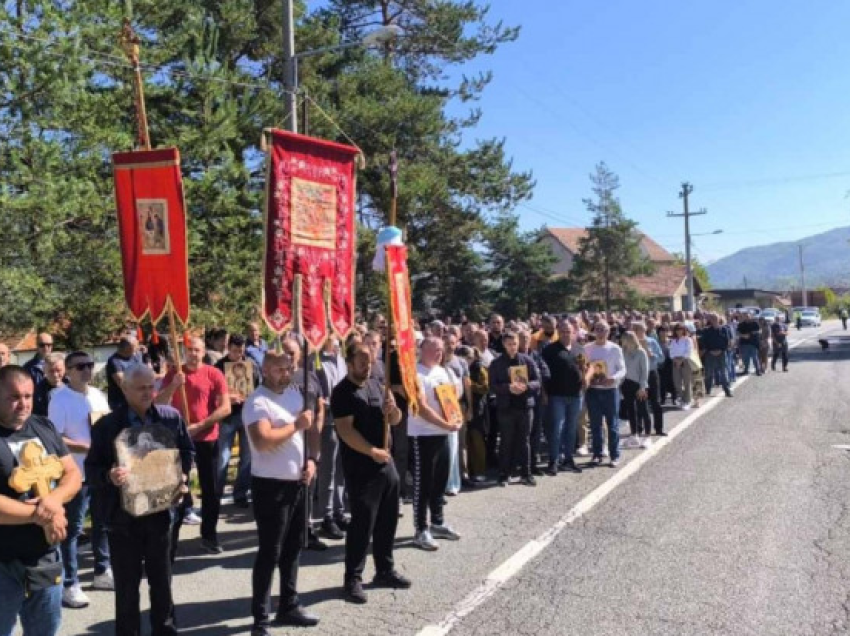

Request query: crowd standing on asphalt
[{"left": 0, "top": 306, "right": 802, "bottom": 635}]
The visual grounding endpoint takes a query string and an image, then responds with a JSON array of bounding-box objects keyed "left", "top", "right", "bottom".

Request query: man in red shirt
[{"left": 157, "top": 337, "right": 231, "bottom": 554}]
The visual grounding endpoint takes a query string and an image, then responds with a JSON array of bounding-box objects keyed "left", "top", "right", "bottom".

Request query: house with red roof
[{"left": 540, "top": 227, "right": 701, "bottom": 311}]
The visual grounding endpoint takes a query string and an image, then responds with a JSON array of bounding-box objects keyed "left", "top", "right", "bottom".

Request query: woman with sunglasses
[{"left": 669, "top": 323, "right": 694, "bottom": 409}]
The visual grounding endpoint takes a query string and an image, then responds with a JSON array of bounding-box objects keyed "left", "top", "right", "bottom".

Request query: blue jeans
[
  {"left": 547, "top": 395, "right": 583, "bottom": 465},
  {"left": 61, "top": 485, "right": 110, "bottom": 586},
  {"left": 0, "top": 555, "right": 62, "bottom": 636},
  {"left": 587, "top": 388, "right": 620, "bottom": 461},
  {"left": 726, "top": 350, "right": 737, "bottom": 383},
  {"left": 740, "top": 344, "right": 762, "bottom": 375},
  {"left": 218, "top": 412, "right": 251, "bottom": 501}
]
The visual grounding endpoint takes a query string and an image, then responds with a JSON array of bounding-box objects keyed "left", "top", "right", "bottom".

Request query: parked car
[
  {"left": 761, "top": 308, "right": 781, "bottom": 324},
  {"left": 800, "top": 310, "right": 821, "bottom": 327},
  {"left": 740, "top": 306, "right": 761, "bottom": 318}
]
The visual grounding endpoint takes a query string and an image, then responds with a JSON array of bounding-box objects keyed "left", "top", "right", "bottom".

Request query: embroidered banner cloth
[
  {"left": 262, "top": 130, "right": 359, "bottom": 347},
  {"left": 386, "top": 244, "right": 420, "bottom": 414},
  {"left": 112, "top": 148, "right": 190, "bottom": 325}
]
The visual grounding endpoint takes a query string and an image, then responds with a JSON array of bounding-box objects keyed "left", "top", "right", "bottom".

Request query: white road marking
[{"left": 417, "top": 326, "right": 828, "bottom": 636}]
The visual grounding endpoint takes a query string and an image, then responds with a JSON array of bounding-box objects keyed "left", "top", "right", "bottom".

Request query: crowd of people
[{"left": 0, "top": 306, "right": 794, "bottom": 635}]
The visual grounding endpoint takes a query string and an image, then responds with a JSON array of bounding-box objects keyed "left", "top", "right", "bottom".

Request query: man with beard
[
  {"left": 332, "top": 343, "right": 410, "bottom": 604},
  {"left": 243, "top": 352, "right": 320, "bottom": 634}
]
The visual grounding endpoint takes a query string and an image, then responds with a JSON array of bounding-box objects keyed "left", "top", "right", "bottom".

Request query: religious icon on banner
[
  {"left": 509, "top": 365, "right": 529, "bottom": 388},
  {"left": 115, "top": 425, "right": 182, "bottom": 517},
  {"left": 224, "top": 360, "right": 255, "bottom": 401},
  {"left": 435, "top": 384, "right": 463, "bottom": 426},
  {"left": 137, "top": 199, "right": 170, "bottom": 255},
  {"left": 291, "top": 177, "right": 337, "bottom": 249}
]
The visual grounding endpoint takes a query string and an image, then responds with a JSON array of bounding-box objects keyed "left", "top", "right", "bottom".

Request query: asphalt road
[{"left": 57, "top": 321, "right": 849, "bottom": 636}]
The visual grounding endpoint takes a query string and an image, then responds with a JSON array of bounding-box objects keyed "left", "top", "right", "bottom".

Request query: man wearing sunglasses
[
  {"left": 48, "top": 352, "right": 112, "bottom": 609},
  {"left": 23, "top": 333, "right": 54, "bottom": 386}
]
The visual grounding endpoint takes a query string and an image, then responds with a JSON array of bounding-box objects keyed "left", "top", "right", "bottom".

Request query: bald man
[
  {"left": 0, "top": 343, "right": 11, "bottom": 368},
  {"left": 158, "top": 337, "right": 231, "bottom": 555}
]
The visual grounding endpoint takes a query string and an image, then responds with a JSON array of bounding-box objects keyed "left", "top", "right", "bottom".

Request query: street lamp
[{"left": 283, "top": 24, "right": 403, "bottom": 133}]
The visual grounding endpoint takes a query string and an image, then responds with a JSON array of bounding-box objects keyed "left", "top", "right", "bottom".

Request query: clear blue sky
[{"left": 443, "top": 0, "right": 850, "bottom": 263}]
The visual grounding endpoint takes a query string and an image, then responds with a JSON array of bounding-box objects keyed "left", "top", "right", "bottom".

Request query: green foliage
[
  {"left": 672, "top": 252, "right": 712, "bottom": 291},
  {"left": 567, "top": 162, "right": 653, "bottom": 311},
  {"left": 484, "top": 216, "right": 558, "bottom": 319},
  {"left": 0, "top": 0, "right": 532, "bottom": 345}
]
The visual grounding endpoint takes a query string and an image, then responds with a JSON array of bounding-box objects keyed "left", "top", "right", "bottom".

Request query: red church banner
[
  {"left": 112, "top": 148, "right": 190, "bottom": 325},
  {"left": 386, "top": 245, "right": 420, "bottom": 414},
  {"left": 262, "top": 129, "right": 359, "bottom": 347}
]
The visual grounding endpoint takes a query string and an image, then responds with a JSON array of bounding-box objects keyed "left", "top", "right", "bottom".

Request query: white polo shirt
[
  {"left": 47, "top": 385, "right": 110, "bottom": 476},
  {"left": 242, "top": 385, "right": 304, "bottom": 481}
]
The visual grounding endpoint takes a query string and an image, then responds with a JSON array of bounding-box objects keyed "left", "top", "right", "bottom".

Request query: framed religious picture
[
  {"left": 136, "top": 199, "right": 170, "bottom": 255},
  {"left": 435, "top": 383, "right": 463, "bottom": 426},
  {"left": 115, "top": 424, "right": 182, "bottom": 517},
  {"left": 588, "top": 360, "right": 609, "bottom": 385},
  {"left": 509, "top": 365, "right": 529, "bottom": 386},
  {"left": 224, "top": 360, "right": 255, "bottom": 401}
]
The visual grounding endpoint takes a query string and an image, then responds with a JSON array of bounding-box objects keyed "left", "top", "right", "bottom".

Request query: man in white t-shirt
[
  {"left": 584, "top": 322, "right": 626, "bottom": 468},
  {"left": 48, "top": 351, "right": 112, "bottom": 608},
  {"left": 243, "top": 352, "right": 320, "bottom": 635},
  {"left": 407, "top": 337, "right": 463, "bottom": 551}
]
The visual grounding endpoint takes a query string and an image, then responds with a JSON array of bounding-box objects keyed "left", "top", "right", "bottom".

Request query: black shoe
[
  {"left": 544, "top": 464, "right": 558, "bottom": 476},
  {"left": 725, "top": 390, "right": 733, "bottom": 397},
  {"left": 274, "top": 605, "right": 320, "bottom": 627},
  {"left": 307, "top": 530, "right": 328, "bottom": 551},
  {"left": 560, "top": 461, "right": 582, "bottom": 474},
  {"left": 234, "top": 498, "right": 250, "bottom": 509},
  {"left": 522, "top": 476, "right": 537, "bottom": 487},
  {"left": 343, "top": 579, "right": 368, "bottom": 604},
  {"left": 373, "top": 570, "right": 412, "bottom": 589},
  {"left": 783, "top": 368, "right": 788, "bottom": 372},
  {"left": 655, "top": 431, "right": 668, "bottom": 437},
  {"left": 201, "top": 538, "right": 223, "bottom": 554},
  {"left": 334, "top": 515, "right": 351, "bottom": 531},
  {"left": 321, "top": 517, "right": 345, "bottom": 540},
  {"left": 531, "top": 467, "right": 545, "bottom": 477},
  {"left": 251, "top": 627, "right": 271, "bottom": 636}
]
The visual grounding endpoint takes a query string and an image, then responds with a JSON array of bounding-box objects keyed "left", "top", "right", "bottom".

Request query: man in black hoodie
[{"left": 488, "top": 332, "right": 541, "bottom": 487}]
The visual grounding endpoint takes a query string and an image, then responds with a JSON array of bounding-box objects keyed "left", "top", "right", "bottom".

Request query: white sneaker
[
  {"left": 183, "top": 510, "right": 202, "bottom": 525},
  {"left": 92, "top": 568, "right": 115, "bottom": 591},
  {"left": 413, "top": 529, "right": 439, "bottom": 551},
  {"left": 62, "top": 583, "right": 90, "bottom": 608},
  {"left": 639, "top": 437, "right": 653, "bottom": 450},
  {"left": 600, "top": 448, "right": 610, "bottom": 458},
  {"left": 574, "top": 445, "right": 589, "bottom": 457},
  {"left": 430, "top": 523, "right": 461, "bottom": 540},
  {"left": 681, "top": 402, "right": 692, "bottom": 411}
]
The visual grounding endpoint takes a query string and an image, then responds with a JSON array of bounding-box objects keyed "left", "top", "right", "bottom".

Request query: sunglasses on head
[{"left": 72, "top": 362, "right": 95, "bottom": 370}]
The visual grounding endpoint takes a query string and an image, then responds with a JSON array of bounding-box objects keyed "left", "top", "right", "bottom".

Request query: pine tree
[{"left": 568, "top": 162, "right": 653, "bottom": 312}]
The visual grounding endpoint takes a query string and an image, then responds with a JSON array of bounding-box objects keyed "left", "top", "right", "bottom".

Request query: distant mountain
[{"left": 706, "top": 226, "right": 850, "bottom": 290}]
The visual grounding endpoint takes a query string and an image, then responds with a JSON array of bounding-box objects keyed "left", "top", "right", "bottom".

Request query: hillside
[{"left": 706, "top": 226, "right": 850, "bottom": 290}]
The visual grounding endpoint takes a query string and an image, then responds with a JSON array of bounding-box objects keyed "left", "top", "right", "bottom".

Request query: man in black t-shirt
[
  {"left": 770, "top": 319, "right": 790, "bottom": 372},
  {"left": 0, "top": 365, "right": 82, "bottom": 635},
  {"left": 331, "top": 342, "right": 411, "bottom": 605},
  {"left": 737, "top": 313, "right": 762, "bottom": 376}
]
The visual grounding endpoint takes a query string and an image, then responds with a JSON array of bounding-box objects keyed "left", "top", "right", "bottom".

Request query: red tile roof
[
  {"left": 545, "top": 227, "right": 675, "bottom": 263},
  {"left": 629, "top": 263, "right": 699, "bottom": 298},
  {"left": 0, "top": 330, "right": 37, "bottom": 353}
]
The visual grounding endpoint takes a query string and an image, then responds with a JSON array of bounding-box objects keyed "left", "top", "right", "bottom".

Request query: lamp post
[{"left": 281, "top": 17, "right": 402, "bottom": 133}]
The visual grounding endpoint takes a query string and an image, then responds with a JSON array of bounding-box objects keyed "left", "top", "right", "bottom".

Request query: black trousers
[
  {"left": 343, "top": 462, "right": 400, "bottom": 582},
  {"left": 660, "top": 358, "right": 677, "bottom": 404},
  {"left": 410, "top": 436, "right": 449, "bottom": 533},
  {"left": 390, "top": 410, "right": 409, "bottom": 499},
  {"left": 251, "top": 477, "right": 305, "bottom": 628},
  {"left": 621, "top": 379, "right": 651, "bottom": 436},
  {"left": 647, "top": 370, "right": 664, "bottom": 434},
  {"left": 772, "top": 340, "right": 789, "bottom": 370},
  {"left": 108, "top": 512, "right": 176, "bottom": 636},
  {"left": 497, "top": 407, "right": 532, "bottom": 479},
  {"left": 529, "top": 400, "right": 544, "bottom": 465},
  {"left": 170, "top": 440, "right": 220, "bottom": 558}
]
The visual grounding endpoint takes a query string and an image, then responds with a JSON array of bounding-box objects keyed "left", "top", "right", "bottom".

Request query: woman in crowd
[{"left": 669, "top": 323, "right": 694, "bottom": 409}]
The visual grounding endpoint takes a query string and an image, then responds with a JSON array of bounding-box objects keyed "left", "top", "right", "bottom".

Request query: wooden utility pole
[{"left": 667, "top": 182, "right": 706, "bottom": 312}]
